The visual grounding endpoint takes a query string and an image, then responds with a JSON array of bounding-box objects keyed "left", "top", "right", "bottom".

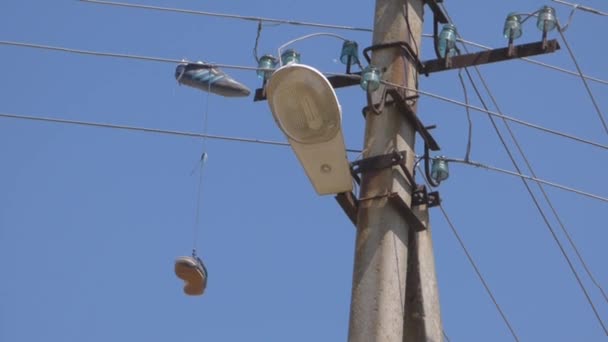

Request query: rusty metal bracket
[
  {"left": 334, "top": 191, "right": 427, "bottom": 232},
  {"left": 335, "top": 191, "right": 358, "bottom": 226},
  {"left": 412, "top": 185, "right": 441, "bottom": 208},
  {"left": 350, "top": 151, "right": 416, "bottom": 188},
  {"left": 388, "top": 192, "right": 427, "bottom": 231},
  {"left": 254, "top": 40, "right": 561, "bottom": 101},
  {"left": 425, "top": 0, "right": 449, "bottom": 24},
  {"left": 254, "top": 72, "right": 362, "bottom": 102},
  {"left": 386, "top": 88, "right": 440, "bottom": 151},
  {"left": 422, "top": 39, "right": 561, "bottom": 74},
  {"left": 362, "top": 41, "right": 425, "bottom": 75}
]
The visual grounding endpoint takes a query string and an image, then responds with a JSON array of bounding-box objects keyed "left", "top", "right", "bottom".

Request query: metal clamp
[
  {"left": 412, "top": 185, "right": 441, "bottom": 208},
  {"left": 386, "top": 88, "right": 440, "bottom": 151},
  {"left": 362, "top": 41, "right": 425, "bottom": 75},
  {"left": 350, "top": 151, "right": 416, "bottom": 188}
]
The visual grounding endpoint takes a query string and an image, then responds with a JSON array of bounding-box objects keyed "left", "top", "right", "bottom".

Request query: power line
[
  {"left": 445, "top": 0, "right": 608, "bottom": 304},
  {"left": 445, "top": 158, "right": 608, "bottom": 204},
  {"left": 378, "top": 80, "right": 608, "bottom": 152},
  {"left": 462, "top": 59, "right": 608, "bottom": 337},
  {"left": 2, "top": 39, "right": 607, "bottom": 153},
  {"left": 80, "top": 0, "right": 608, "bottom": 88},
  {"left": 552, "top": 0, "right": 608, "bottom": 16},
  {"left": 439, "top": 202, "right": 521, "bottom": 341},
  {"left": 0, "top": 111, "right": 361, "bottom": 154},
  {"left": 3, "top": 111, "right": 602, "bottom": 204},
  {"left": 79, "top": 0, "right": 608, "bottom": 89},
  {"left": 441, "top": 3, "right": 608, "bottom": 335},
  {"left": 476, "top": 19, "right": 608, "bottom": 308},
  {"left": 556, "top": 23, "right": 608, "bottom": 136},
  {"left": 417, "top": 165, "right": 520, "bottom": 342},
  {"left": 78, "top": 0, "right": 373, "bottom": 32},
  {"left": 0, "top": 40, "right": 261, "bottom": 71}
]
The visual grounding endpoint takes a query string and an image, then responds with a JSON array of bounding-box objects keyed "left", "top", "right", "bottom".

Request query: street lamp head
[
  {"left": 266, "top": 63, "right": 353, "bottom": 195},
  {"left": 267, "top": 65, "right": 341, "bottom": 144}
]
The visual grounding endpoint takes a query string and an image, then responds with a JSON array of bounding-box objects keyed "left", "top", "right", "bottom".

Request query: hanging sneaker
[
  {"left": 175, "top": 255, "right": 208, "bottom": 296},
  {"left": 175, "top": 62, "right": 251, "bottom": 98}
]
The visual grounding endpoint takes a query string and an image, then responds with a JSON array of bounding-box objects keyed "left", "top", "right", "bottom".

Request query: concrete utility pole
[{"left": 348, "top": 0, "right": 443, "bottom": 341}]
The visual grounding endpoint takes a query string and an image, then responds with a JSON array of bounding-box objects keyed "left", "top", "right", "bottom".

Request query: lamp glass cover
[{"left": 268, "top": 66, "right": 341, "bottom": 144}]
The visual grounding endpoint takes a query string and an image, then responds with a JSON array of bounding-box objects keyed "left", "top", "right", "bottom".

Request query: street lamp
[{"left": 266, "top": 63, "right": 353, "bottom": 195}]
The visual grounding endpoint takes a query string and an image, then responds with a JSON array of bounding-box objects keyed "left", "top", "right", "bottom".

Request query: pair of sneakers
[
  {"left": 175, "top": 61, "right": 251, "bottom": 98},
  {"left": 175, "top": 254, "right": 208, "bottom": 296}
]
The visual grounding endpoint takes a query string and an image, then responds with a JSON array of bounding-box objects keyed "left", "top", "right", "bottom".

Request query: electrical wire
[
  {"left": 417, "top": 165, "right": 520, "bottom": 342},
  {"left": 2, "top": 39, "right": 607, "bottom": 153},
  {"left": 556, "top": 22, "right": 608, "bottom": 136},
  {"left": 78, "top": 0, "right": 373, "bottom": 32},
  {"left": 277, "top": 32, "right": 349, "bottom": 66},
  {"left": 454, "top": 20, "right": 608, "bottom": 306},
  {"left": 0, "top": 111, "right": 361, "bottom": 154},
  {"left": 80, "top": 0, "right": 608, "bottom": 87},
  {"left": 457, "top": 70, "right": 473, "bottom": 161},
  {"left": 462, "top": 64, "right": 608, "bottom": 337},
  {"left": 558, "top": 4, "right": 580, "bottom": 33},
  {"left": 376, "top": 80, "right": 608, "bottom": 152},
  {"left": 442, "top": 330, "right": 451, "bottom": 342},
  {"left": 552, "top": 0, "right": 608, "bottom": 16},
  {"left": 444, "top": 158, "right": 608, "bottom": 204},
  {"left": 0, "top": 40, "right": 263, "bottom": 71},
  {"left": 440, "top": 3, "right": 608, "bottom": 335},
  {"left": 253, "top": 20, "right": 263, "bottom": 63},
  {"left": 463, "top": 62, "right": 608, "bottom": 337}
]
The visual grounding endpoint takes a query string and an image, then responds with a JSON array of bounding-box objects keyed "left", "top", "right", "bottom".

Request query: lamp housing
[{"left": 266, "top": 64, "right": 353, "bottom": 195}]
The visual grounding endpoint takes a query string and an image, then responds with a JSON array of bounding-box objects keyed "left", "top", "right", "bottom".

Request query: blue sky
[{"left": 1, "top": 1, "right": 607, "bottom": 341}]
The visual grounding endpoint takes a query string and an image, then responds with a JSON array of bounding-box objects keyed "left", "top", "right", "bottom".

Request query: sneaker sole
[{"left": 175, "top": 258, "right": 207, "bottom": 296}]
